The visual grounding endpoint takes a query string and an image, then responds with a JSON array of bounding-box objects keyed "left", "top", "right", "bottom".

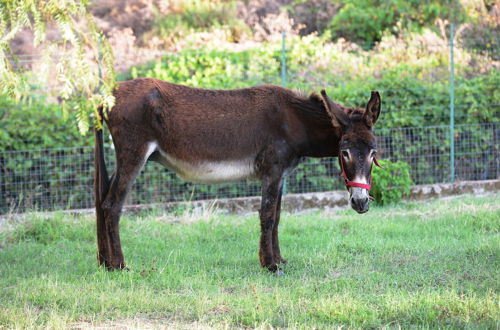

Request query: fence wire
[
  {"left": 1, "top": 123, "right": 498, "bottom": 213},
  {"left": 2, "top": 30, "right": 499, "bottom": 214}
]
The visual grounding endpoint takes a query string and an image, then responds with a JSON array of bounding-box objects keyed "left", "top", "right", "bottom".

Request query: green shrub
[
  {"left": 327, "top": 0, "right": 465, "bottom": 47},
  {"left": 150, "top": 0, "right": 248, "bottom": 44},
  {"left": 326, "top": 68, "right": 500, "bottom": 128},
  {"left": 370, "top": 159, "right": 413, "bottom": 205},
  {"left": 126, "top": 48, "right": 281, "bottom": 88},
  {"left": 0, "top": 96, "right": 88, "bottom": 151},
  {"left": 0, "top": 97, "right": 92, "bottom": 213}
]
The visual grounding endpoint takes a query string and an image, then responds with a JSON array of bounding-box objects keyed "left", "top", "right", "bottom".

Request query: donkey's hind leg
[
  {"left": 259, "top": 176, "right": 284, "bottom": 273},
  {"left": 102, "top": 142, "right": 155, "bottom": 270},
  {"left": 272, "top": 186, "right": 286, "bottom": 265},
  {"left": 96, "top": 173, "right": 113, "bottom": 268}
]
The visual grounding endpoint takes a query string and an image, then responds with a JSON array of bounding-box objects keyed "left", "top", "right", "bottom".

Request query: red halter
[{"left": 339, "top": 152, "right": 383, "bottom": 199}]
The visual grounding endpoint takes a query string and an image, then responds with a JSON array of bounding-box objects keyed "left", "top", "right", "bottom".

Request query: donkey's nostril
[{"left": 351, "top": 196, "right": 369, "bottom": 209}]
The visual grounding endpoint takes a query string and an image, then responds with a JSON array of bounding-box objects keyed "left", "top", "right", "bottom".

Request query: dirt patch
[{"left": 71, "top": 318, "right": 219, "bottom": 330}]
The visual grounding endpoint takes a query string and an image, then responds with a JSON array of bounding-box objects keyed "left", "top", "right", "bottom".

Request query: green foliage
[
  {"left": 0, "top": 97, "right": 88, "bottom": 151},
  {"left": 289, "top": 158, "right": 341, "bottom": 194},
  {"left": 126, "top": 49, "right": 282, "bottom": 88},
  {"left": 0, "top": 97, "right": 91, "bottom": 214},
  {"left": 371, "top": 159, "right": 413, "bottom": 205},
  {"left": 1, "top": 0, "right": 497, "bottom": 136},
  {"left": 3, "top": 38, "right": 498, "bottom": 143},
  {"left": 0, "top": 0, "right": 116, "bottom": 135},
  {"left": 327, "top": 68, "right": 500, "bottom": 128},
  {"left": 327, "top": 0, "right": 465, "bottom": 46},
  {"left": 151, "top": 0, "right": 248, "bottom": 44}
]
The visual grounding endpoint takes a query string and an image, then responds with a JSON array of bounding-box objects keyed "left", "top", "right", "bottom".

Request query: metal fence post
[
  {"left": 449, "top": 23, "right": 455, "bottom": 183},
  {"left": 281, "top": 31, "right": 287, "bottom": 88},
  {"left": 281, "top": 31, "right": 288, "bottom": 195}
]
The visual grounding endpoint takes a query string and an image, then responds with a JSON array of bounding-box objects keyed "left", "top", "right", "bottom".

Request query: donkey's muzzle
[{"left": 351, "top": 195, "right": 369, "bottom": 214}]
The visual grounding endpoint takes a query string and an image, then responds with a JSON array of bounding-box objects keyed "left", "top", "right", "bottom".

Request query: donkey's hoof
[
  {"left": 266, "top": 263, "right": 279, "bottom": 273},
  {"left": 103, "top": 263, "right": 114, "bottom": 271},
  {"left": 105, "top": 262, "right": 127, "bottom": 271},
  {"left": 115, "top": 264, "right": 130, "bottom": 272},
  {"left": 266, "top": 264, "right": 285, "bottom": 276},
  {"left": 276, "top": 257, "right": 287, "bottom": 265}
]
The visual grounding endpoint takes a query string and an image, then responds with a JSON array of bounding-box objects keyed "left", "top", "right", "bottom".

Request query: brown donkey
[{"left": 95, "top": 78, "right": 381, "bottom": 274}]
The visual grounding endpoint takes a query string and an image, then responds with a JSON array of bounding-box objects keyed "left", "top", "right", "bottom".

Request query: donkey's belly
[{"left": 156, "top": 151, "right": 256, "bottom": 184}]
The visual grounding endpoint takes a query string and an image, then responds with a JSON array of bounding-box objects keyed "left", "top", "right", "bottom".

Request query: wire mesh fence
[
  {"left": 1, "top": 122, "right": 498, "bottom": 213},
  {"left": 1, "top": 26, "right": 499, "bottom": 214}
]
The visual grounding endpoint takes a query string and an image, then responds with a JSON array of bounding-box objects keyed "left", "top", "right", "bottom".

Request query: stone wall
[{"left": 124, "top": 179, "right": 500, "bottom": 215}]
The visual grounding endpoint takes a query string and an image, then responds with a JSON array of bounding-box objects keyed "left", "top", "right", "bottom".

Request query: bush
[
  {"left": 326, "top": 68, "right": 500, "bottom": 128},
  {"left": 150, "top": 0, "right": 249, "bottom": 45},
  {"left": 370, "top": 159, "right": 413, "bottom": 205},
  {"left": 0, "top": 97, "right": 92, "bottom": 213},
  {"left": 126, "top": 48, "right": 282, "bottom": 88},
  {"left": 327, "top": 0, "right": 465, "bottom": 47},
  {"left": 0, "top": 96, "right": 88, "bottom": 151}
]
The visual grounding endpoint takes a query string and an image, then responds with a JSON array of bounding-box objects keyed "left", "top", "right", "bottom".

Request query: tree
[{"left": 0, "top": 0, "right": 115, "bottom": 134}]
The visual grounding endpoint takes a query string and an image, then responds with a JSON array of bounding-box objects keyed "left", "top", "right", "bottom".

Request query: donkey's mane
[
  {"left": 288, "top": 91, "right": 365, "bottom": 126},
  {"left": 288, "top": 92, "right": 333, "bottom": 126}
]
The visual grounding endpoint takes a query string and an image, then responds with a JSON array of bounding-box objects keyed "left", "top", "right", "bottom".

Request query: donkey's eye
[{"left": 341, "top": 150, "right": 350, "bottom": 159}]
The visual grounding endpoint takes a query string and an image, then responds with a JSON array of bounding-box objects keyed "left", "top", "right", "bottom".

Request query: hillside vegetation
[{"left": 2, "top": 0, "right": 499, "bottom": 148}]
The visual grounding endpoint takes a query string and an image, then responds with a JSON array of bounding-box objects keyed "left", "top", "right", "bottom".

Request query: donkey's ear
[
  {"left": 363, "top": 91, "right": 381, "bottom": 127},
  {"left": 320, "top": 89, "right": 349, "bottom": 128}
]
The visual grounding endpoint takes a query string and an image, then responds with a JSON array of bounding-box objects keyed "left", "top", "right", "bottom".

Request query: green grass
[{"left": 1, "top": 194, "right": 499, "bottom": 328}]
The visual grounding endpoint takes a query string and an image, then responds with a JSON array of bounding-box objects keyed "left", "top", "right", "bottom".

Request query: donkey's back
[
  {"left": 109, "top": 78, "right": 290, "bottom": 129},
  {"left": 107, "top": 79, "right": 292, "bottom": 160}
]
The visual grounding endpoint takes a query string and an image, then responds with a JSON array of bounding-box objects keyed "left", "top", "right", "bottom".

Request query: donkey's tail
[{"left": 94, "top": 106, "right": 110, "bottom": 265}]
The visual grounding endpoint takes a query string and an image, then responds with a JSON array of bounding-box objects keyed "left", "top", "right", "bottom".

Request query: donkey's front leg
[
  {"left": 259, "top": 177, "right": 284, "bottom": 273},
  {"left": 272, "top": 185, "right": 286, "bottom": 265}
]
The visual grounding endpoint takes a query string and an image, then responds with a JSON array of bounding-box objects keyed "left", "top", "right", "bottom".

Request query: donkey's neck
[
  {"left": 287, "top": 93, "right": 342, "bottom": 158},
  {"left": 288, "top": 92, "right": 332, "bottom": 126}
]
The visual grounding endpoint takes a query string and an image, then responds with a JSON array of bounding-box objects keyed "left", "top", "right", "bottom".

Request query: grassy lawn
[{"left": 0, "top": 194, "right": 499, "bottom": 328}]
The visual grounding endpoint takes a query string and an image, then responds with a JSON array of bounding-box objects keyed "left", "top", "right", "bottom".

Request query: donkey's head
[{"left": 320, "top": 90, "right": 381, "bottom": 214}]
